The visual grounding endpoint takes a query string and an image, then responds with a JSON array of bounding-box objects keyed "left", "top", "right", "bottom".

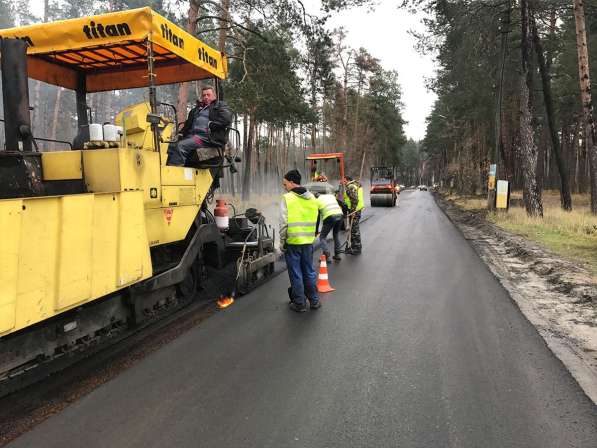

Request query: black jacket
[{"left": 181, "top": 100, "right": 233, "bottom": 146}]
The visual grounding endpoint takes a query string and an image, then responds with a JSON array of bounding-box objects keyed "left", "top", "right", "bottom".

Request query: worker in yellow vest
[
  {"left": 343, "top": 176, "right": 364, "bottom": 255},
  {"left": 280, "top": 170, "right": 321, "bottom": 312},
  {"left": 315, "top": 187, "right": 343, "bottom": 262}
]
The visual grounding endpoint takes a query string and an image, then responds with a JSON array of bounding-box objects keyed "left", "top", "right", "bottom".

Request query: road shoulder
[{"left": 434, "top": 192, "right": 597, "bottom": 405}]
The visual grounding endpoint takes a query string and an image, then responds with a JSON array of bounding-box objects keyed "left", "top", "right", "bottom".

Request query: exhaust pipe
[{"left": 1, "top": 38, "right": 33, "bottom": 151}]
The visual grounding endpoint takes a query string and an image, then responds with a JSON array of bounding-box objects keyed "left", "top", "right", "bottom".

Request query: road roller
[{"left": 370, "top": 166, "right": 397, "bottom": 207}]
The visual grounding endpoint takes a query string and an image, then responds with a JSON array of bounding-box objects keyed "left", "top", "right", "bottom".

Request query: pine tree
[{"left": 0, "top": 0, "right": 14, "bottom": 29}]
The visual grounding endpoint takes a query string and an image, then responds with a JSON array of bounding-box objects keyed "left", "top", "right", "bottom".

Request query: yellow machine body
[{"left": 0, "top": 102, "right": 214, "bottom": 337}]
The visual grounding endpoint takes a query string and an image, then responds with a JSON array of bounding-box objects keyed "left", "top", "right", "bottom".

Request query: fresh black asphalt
[{"left": 7, "top": 191, "right": 597, "bottom": 447}]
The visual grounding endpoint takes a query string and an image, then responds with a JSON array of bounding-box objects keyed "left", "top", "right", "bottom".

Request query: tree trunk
[
  {"left": 519, "top": 0, "right": 543, "bottom": 217},
  {"left": 341, "top": 65, "right": 350, "bottom": 150},
  {"left": 31, "top": 0, "right": 50, "bottom": 137},
  {"left": 531, "top": 14, "right": 572, "bottom": 210},
  {"left": 493, "top": 0, "right": 510, "bottom": 170},
  {"left": 352, "top": 94, "right": 360, "bottom": 156},
  {"left": 218, "top": 0, "right": 229, "bottom": 52},
  {"left": 50, "top": 88, "right": 63, "bottom": 144},
  {"left": 105, "top": 91, "right": 113, "bottom": 123},
  {"left": 229, "top": 114, "right": 239, "bottom": 195},
  {"left": 572, "top": 123, "right": 580, "bottom": 193},
  {"left": 321, "top": 103, "right": 326, "bottom": 153},
  {"left": 573, "top": 0, "right": 597, "bottom": 214},
  {"left": 242, "top": 110, "right": 255, "bottom": 201},
  {"left": 177, "top": 1, "right": 200, "bottom": 125},
  {"left": 310, "top": 66, "right": 318, "bottom": 149}
]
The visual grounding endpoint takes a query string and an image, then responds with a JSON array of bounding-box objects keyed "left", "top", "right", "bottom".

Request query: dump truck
[
  {"left": 0, "top": 8, "right": 275, "bottom": 396},
  {"left": 370, "top": 166, "right": 397, "bottom": 207}
]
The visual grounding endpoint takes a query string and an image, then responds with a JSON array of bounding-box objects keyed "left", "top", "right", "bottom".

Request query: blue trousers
[
  {"left": 166, "top": 136, "right": 203, "bottom": 166},
  {"left": 285, "top": 244, "right": 319, "bottom": 307},
  {"left": 166, "top": 137, "right": 220, "bottom": 166}
]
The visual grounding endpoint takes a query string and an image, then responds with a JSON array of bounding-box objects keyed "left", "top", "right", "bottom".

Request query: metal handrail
[{"left": 33, "top": 137, "right": 73, "bottom": 150}]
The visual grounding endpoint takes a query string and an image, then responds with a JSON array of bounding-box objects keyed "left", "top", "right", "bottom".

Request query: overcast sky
[
  {"left": 28, "top": 0, "right": 437, "bottom": 140},
  {"left": 307, "top": 1, "right": 437, "bottom": 141}
]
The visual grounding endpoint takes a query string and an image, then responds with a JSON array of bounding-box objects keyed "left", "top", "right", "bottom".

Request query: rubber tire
[
  {"left": 177, "top": 261, "right": 202, "bottom": 301},
  {"left": 371, "top": 194, "right": 394, "bottom": 207}
]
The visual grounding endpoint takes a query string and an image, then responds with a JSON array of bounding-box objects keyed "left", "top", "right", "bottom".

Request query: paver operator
[
  {"left": 315, "top": 187, "right": 343, "bottom": 262},
  {"left": 166, "top": 86, "right": 232, "bottom": 167},
  {"left": 344, "top": 176, "right": 364, "bottom": 255},
  {"left": 280, "top": 169, "right": 322, "bottom": 313}
]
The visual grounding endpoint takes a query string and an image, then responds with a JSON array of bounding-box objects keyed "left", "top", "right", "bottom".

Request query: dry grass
[
  {"left": 509, "top": 189, "right": 593, "bottom": 208},
  {"left": 489, "top": 191, "right": 597, "bottom": 275},
  {"left": 446, "top": 190, "right": 597, "bottom": 275},
  {"left": 444, "top": 193, "right": 488, "bottom": 211}
]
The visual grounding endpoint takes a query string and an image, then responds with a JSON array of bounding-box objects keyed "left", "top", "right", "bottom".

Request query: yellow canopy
[{"left": 0, "top": 7, "right": 227, "bottom": 92}]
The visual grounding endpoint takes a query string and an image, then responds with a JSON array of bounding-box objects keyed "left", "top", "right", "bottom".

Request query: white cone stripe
[
  {"left": 319, "top": 274, "right": 328, "bottom": 280},
  {"left": 321, "top": 261, "right": 327, "bottom": 268}
]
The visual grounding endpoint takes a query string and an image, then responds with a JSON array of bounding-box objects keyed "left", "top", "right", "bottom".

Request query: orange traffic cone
[{"left": 316, "top": 254, "right": 335, "bottom": 293}]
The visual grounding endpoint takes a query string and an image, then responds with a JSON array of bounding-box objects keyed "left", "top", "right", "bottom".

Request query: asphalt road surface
[{"left": 7, "top": 190, "right": 597, "bottom": 448}]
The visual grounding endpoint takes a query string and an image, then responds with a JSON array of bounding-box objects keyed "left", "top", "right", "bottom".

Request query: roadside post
[{"left": 487, "top": 163, "right": 497, "bottom": 210}]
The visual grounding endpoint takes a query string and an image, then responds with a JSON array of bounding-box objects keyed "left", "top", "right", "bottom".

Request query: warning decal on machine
[{"left": 163, "top": 207, "right": 173, "bottom": 225}]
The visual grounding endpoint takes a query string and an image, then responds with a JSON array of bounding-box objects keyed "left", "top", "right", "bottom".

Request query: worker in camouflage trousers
[{"left": 343, "top": 176, "right": 364, "bottom": 255}]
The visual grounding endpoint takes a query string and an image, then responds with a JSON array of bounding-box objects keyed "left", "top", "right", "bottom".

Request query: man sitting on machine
[{"left": 166, "top": 85, "right": 232, "bottom": 167}]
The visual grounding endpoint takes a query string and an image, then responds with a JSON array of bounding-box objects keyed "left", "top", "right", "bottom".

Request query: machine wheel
[
  {"left": 177, "top": 260, "right": 202, "bottom": 301},
  {"left": 370, "top": 194, "right": 395, "bottom": 207}
]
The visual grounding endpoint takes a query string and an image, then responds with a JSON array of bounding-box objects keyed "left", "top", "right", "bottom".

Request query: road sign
[
  {"left": 488, "top": 164, "right": 497, "bottom": 190},
  {"left": 496, "top": 180, "right": 509, "bottom": 209}
]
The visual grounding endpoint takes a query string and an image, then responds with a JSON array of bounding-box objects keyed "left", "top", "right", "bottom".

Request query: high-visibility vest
[
  {"left": 317, "top": 194, "right": 343, "bottom": 221},
  {"left": 344, "top": 183, "right": 364, "bottom": 212},
  {"left": 317, "top": 194, "right": 342, "bottom": 221},
  {"left": 284, "top": 192, "right": 319, "bottom": 245}
]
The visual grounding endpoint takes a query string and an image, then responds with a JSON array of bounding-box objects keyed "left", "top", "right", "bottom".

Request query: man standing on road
[
  {"left": 280, "top": 170, "right": 321, "bottom": 313},
  {"left": 344, "top": 176, "right": 364, "bottom": 255},
  {"left": 315, "top": 187, "right": 343, "bottom": 262}
]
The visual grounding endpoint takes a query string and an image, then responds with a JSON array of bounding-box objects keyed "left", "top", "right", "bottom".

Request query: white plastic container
[
  {"left": 103, "top": 124, "right": 119, "bottom": 142},
  {"left": 215, "top": 215, "right": 229, "bottom": 230},
  {"left": 89, "top": 123, "right": 103, "bottom": 141}
]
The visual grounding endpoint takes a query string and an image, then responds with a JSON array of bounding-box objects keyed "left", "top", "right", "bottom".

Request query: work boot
[
  {"left": 289, "top": 302, "right": 307, "bottom": 313},
  {"left": 333, "top": 254, "right": 342, "bottom": 262},
  {"left": 309, "top": 300, "right": 322, "bottom": 310}
]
